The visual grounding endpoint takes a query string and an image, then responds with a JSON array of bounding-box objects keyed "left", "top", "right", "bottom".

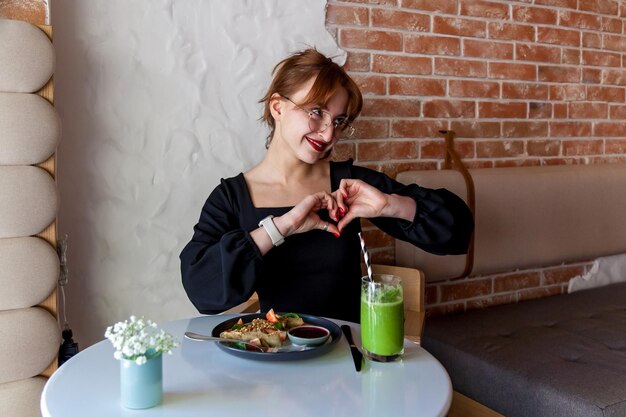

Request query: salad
[{"left": 219, "top": 309, "right": 304, "bottom": 349}]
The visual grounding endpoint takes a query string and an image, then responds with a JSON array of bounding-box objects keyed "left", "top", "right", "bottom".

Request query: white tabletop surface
[{"left": 42, "top": 315, "right": 452, "bottom": 417}]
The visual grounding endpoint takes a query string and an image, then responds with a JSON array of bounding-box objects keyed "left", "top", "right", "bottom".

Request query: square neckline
[{"left": 238, "top": 161, "right": 342, "bottom": 210}]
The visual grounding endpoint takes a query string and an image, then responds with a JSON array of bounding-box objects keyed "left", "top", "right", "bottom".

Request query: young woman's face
[{"left": 274, "top": 77, "right": 349, "bottom": 164}]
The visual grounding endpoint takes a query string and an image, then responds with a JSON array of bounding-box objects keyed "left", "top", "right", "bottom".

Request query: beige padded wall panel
[
  {"left": 0, "top": 377, "right": 46, "bottom": 417},
  {"left": 0, "top": 307, "right": 60, "bottom": 384},
  {"left": 0, "top": 237, "right": 59, "bottom": 310},
  {"left": 0, "top": 93, "right": 61, "bottom": 165},
  {"left": 0, "top": 18, "right": 55, "bottom": 93},
  {"left": 468, "top": 164, "right": 626, "bottom": 275},
  {"left": 0, "top": 166, "right": 58, "bottom": 238},
  {"left": 397, "top": 164, "right": 626, "bottom": 282}
]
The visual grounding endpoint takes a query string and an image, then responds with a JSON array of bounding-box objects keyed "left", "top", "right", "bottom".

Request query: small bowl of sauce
[{"left": 287, "top": 325, "right": 330, "bottom": 346}]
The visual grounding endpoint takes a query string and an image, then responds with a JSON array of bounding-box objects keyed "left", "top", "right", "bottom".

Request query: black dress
[{"left": 180, "top": 160, "right": 473, "bottom": 323}]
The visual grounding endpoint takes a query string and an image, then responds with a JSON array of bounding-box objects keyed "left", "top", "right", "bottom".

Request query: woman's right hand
[{"left": 276, "top": 191, "right": 341, "bottom": 237}]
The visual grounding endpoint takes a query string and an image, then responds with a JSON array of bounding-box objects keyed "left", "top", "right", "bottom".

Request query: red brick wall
[{"left": 326, "top": 0, "right": 626, "bottom": 315}]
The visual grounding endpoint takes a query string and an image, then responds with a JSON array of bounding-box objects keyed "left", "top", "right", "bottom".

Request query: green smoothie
[{"left": 360, "top": 277, "right": 404, "bottom": 359}]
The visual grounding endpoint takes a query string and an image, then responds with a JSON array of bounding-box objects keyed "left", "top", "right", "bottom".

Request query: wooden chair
[{"left": 223, "top": 292, "right": 260, "bottom": 314}]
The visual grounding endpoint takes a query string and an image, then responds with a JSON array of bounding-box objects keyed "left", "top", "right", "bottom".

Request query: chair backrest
[
  {"left": 366, "top": 264, "right": 426, "bottom": 344},
  {"left": 223, "top": 293, "right": 260, "bottom": 314}
]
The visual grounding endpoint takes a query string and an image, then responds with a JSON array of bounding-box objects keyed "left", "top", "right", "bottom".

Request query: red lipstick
[{"left": 306, "top": 137, "right": 326, "bottom": 152}]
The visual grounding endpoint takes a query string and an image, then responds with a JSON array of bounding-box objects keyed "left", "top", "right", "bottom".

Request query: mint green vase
[{"left": 120, "top": 353, "right": 163, "bottom": 409}]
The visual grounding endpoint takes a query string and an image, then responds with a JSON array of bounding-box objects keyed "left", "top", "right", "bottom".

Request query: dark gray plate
[{"left": 211, "top": 313, "right": 342, "bottom": 361}]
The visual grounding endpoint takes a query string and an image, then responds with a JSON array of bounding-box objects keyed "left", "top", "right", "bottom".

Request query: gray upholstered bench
[
  {"left": 423, "top": 282, "right": 626, "bottom": 417},
  {"left": 395, "top": 163, "right": 626, "bottom": 417}
]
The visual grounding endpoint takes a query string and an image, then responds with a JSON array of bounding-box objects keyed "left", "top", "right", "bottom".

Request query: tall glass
[{"left": 360, "top": 274, "right": 404, "bottom": 362}]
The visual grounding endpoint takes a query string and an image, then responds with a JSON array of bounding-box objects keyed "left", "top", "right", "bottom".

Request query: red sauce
[{"left": 289, "top": 326, "right": 328, "bottom": 339}]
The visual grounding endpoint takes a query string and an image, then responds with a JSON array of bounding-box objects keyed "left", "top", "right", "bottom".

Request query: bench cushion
[
  {"left": 0, "top": 166, "right": 59, "bottom": 238},
  {"left": 0, "top": 307, "right": 60, "bottom": 384},
  {"left": 422, "top": 282, "right": 626, "bottom": 417},
  {"left": 0, "top": 93, "right": 61, "bottom": 165},
  {"left": 0, "top": 18, "right": 55, "bottom": 93},
  {"left": 0, "top": 237, "right": 59, "bottom": 310},
  {"left": 0, "top": 377, "right": 47, "bottom": 417},
  {"left": 396, "top": 164, "right": 626, "bottom": 282}
]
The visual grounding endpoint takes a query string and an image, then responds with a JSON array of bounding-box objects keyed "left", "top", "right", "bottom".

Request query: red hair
[{"left": 259, "top": 49, "right": 363, "bottom": 146}]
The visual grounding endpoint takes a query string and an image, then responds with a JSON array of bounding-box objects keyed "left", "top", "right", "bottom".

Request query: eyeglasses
[{"left": 283, "top": 96, "right": 356, "bottom": 138}]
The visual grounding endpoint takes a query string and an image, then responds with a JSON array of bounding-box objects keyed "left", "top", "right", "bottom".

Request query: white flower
[{"left": 104, "top": 315, "right": 179, "bottom": 365}]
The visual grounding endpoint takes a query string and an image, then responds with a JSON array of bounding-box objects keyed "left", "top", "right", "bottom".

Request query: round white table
[{"left": 42, "top": 315, "right": 452, "bottom": 417}]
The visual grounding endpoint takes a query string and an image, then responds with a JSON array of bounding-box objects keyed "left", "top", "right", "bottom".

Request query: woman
[{"left": 180, "top": 49, "right": 473, "bottom": 323}]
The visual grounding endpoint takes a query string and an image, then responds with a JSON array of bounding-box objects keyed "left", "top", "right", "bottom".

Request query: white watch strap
[{"left": 258, "top": 215, "right": 285, "bottom": 246}]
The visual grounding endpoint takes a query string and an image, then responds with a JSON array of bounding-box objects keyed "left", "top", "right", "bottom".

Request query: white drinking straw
[{"left": 358, "top": 232, "right": 373, "bottom": 282}]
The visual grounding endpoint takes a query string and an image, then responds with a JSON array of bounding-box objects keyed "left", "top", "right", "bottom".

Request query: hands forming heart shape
[{"left": 282, "top": 179, "right": 393, "bottom": 238}]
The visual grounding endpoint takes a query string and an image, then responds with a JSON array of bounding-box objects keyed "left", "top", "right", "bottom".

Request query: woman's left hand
[
  {"left": 335, "top": 179, "right": 417, "bottom": 232},
  {"left": 335, "top": 179, "right": 389, "bottom": 231}
]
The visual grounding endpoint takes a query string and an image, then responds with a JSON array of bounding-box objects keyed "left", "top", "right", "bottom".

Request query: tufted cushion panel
[
  {"left": 0, "top": 166, "right": 59, "bottom": 238},
  {"left": 0, "top": 18, "right": 59, "bottom": 416},
  {"left": 0, "top": 377, "right": 47, "bottom": 417},
  {"left": 0, "top": 237, "right": 59, "bottom": 310},
  {"left": 0, "top": 308, "right": 60, "bottom": 385},
  {"left": 0, "top": 18, "right": 55, "bottom": 93},
  {"left": 0, "top": 92, "right": 61, "bottom": 165}
]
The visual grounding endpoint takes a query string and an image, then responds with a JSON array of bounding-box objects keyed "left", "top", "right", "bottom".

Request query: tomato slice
[
  {"left": 266, "top": 308, "right": 280, "bottom": 323},
  {"left": 236, "top": 318, "right": 243, "bottom": 325}
]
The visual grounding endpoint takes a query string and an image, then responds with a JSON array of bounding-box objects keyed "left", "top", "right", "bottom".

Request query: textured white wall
[{"left": 52, "top": 0, "right": 343, "bottom": 347}]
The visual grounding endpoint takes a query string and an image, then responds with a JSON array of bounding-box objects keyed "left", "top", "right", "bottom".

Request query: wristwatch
[{"left": 258, "top": 215, "right": 285, "bottom": 247}]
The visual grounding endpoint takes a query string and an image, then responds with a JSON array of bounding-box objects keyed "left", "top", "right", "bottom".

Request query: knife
[{"left": 341, "top": 325, "right": 362, "bottom": 372}]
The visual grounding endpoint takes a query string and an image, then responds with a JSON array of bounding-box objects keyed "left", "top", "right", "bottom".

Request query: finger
[
  {"left": 321, "top": 191, "right": 340, "bottom": 222},
  {"left": 338, "top": 204, "right": 346, "bottom": 220},
  {"left": 338, "top": 179, "right": 349, "bottom": 200},
  {"left": 333, "top": 189, "right": 343, "bottom": 206},
  {"left": 336, "top": 181, "right": 349, "bottom": 217},
  {"left": 337, "top": 193, "right": 348, "bottom": 219},
  {"left": 313, "top": 190, "right": 333, "bottom": 205},
  {"left": 337, "top": 211, "right": 358, "bottom": 232},
  {"left": 299, "top": 194, "right": 320, "bottom": 213},
  {"left": 342, "top": 180, "right": 359, "bottom": 205},
  {"left": 318, "top": 220, "right": 341, "bottom": 238},
  {"left": 304, "top": 193, "right": 329, "bottom": 219},
  {"left": 318, "top": 220, "right": 330, "bottom": 232}
]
